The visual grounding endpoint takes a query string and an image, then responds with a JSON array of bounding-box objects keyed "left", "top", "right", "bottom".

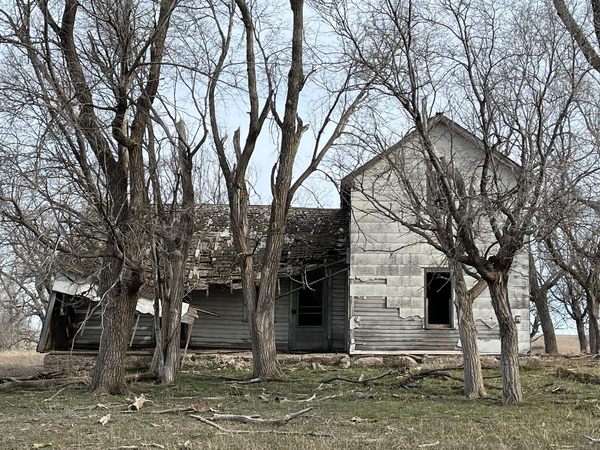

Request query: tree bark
[
  {"left": 153, "top": 121, "right": 195, "bottom": 384},
  {"left": 587, "top": 291, "right": 600, "bottom": 354},
  {"left": 528, "top": 254, "right": 558, "bottom": 354},
  {"left": 450, "top": 260, "right": 486, "bottom": 398},
  {"left": 249, "top": 296, "right": 279, "bottom": 378},
  {"left": 487, "top": 273, "right": 523, "bottom": 404},
  {"left": 575, "top": 315, "right": 588, "bottom": 354},
  {"left": 531, "top": 293, "right": 558, "bottom": 355},
  {"left": 90, "top": 270, "right": 140, "bottom": 394}
]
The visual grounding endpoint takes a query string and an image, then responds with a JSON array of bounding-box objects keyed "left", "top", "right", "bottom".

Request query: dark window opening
[
  {"left": 298, "top": 281, "right": 323, "bottom": 327},
  {"left": 426, "top": 271, "right": 452, "bottom": 327}
]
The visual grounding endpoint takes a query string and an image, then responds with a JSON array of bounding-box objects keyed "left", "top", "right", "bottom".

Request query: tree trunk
[
  {"left": 249, "top": 298, "right": 279, "bottom": 378},
  {"left": 587, "top": 291, "right": 599, "bottom": 354},
  {"left": 531, "top": 292, "right": 558, "bottom": 354},
  {"left": 159, "top": 295, "right": 183, "bottom": 384},
  {"left": 152, "top": 227, "right": 192, "bottom": 384},
  {"left": 90, "top": 278, "right": 139, "bottom": 394},
  {"left": 450, "top": 261, "right": 486, "bottom": 398},
  {"left": 152, "top": 120, "right": 195, "bottom": 384},
  {"left": 575, "top": 315, "right": 588, "bottom": 353},
  {"left": 487, "top": 274, "right": 523, "bottom": 404},
  {"left": 528, "top": 255, "right": 558, "bottom": 354}
]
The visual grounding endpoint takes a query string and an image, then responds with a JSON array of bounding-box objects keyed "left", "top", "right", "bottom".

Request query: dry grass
[
  {"left": 0, "top": 350, "right": 45, "bottom": 377},
  {"left": 2, "top": 356, "right": 600, "bottom": 449},
  {"left": 530, "top": 334, "right": 583, "bottom": 355}
]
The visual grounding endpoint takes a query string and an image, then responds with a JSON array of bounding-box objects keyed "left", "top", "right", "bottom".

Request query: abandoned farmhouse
[{"left": 38, "top": 115, "right": 531, "bottom": 356}]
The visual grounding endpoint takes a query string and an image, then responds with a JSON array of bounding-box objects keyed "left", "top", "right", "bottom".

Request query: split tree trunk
[
  {"left": 487, "top": 273, "right": 522, "bottom": 404},
  {"left": 90, "top": 274, "right": 140, "bottom": 394},
  {"left": 450, "top": 261, "right": 486, "bottom": 398},
  {"left": 151, "top": 120, "right": 195, "bottom": 384}
]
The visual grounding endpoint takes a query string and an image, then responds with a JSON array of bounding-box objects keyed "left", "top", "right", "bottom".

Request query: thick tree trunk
[
  {"left": 249, "top": 298, "right": 279, "bottom": 378},
  {"left": 249, "top": 220, "right": 285, "bottom": 379},
  {"left": 487, "top": 274, "right": 523, "bottom": 404},
  {"left": 450, "top": 261, "right": 486, "bottom": 398},
  {"left": 159, "top": 295, "right": 183, "bottom": 384},
  {"left": 90, "top": 278, "right": 139, "bottom": 394}
]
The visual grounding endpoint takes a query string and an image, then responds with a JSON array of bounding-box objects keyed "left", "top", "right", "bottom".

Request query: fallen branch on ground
[
  {"left": 321, "top": 370, "right": 395, "bottom": 385},
  {"left": 0, "top": 376, "right": 90, "bottom": 392},
  {"left": 394, "top": 367, "right": 464, "bottom": 388},
  {"left": 125, "top": 372, "right": 158, "bottom": 383},
  {"left": 208, "top": 407, "right": 312, "bottom": 425},
  {"left": 0, "top": 370, "right": 155, "bottom": 391},
  {"left": 556, "top": 368, "right": 600, "bottom": 385},
  {"left": 190, "top": 414, "right": 332, "bottom": 437},
  {"left": 151, "top": 401, "right": 209, "bottom": 415},
  {"left": 43, "top": 386, "right": 67, "bottom": 402},
  {"left": 0, "top": 370, "right": 65, "bottom": 383}
]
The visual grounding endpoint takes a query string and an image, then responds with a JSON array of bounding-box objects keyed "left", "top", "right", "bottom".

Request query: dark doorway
[
  {"left": 290, "top": 270, "right": 329, "bottom": 351},
  {"left": 297, "top": 282, "right": 323, "bottom": 326},
  {"left": 425, "top": 271, "right": 453, "bottom": 328}
]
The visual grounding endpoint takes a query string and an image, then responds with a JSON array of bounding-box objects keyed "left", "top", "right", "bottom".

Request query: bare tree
[
  {"left": 528, "top": 251, "right": 562, "bottom": 354},
  {"left": 195, "top": 0, "right": 366, "bottom": 378},
  {"left": 322, "top": 0, "right": 586, "bottom": 403},
  {"left": 0, "top": 0, "right": 180, "bottom": 393},
  {"left": 553, "top": 0, "right": 600, "bottom": 73},
  {"left": 551, "top": 274, "right": 589, "bottom": 353},
  {"left": 544, "top": 202, "right": 600, "bottom": 353}
]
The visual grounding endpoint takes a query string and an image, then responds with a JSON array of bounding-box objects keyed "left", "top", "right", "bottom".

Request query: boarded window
[
  {"left": 298, "top": 281, "right": 323, "bottom": 327},
  {"left": 425, "top": 271, "right": 453, "bottom": 327}
]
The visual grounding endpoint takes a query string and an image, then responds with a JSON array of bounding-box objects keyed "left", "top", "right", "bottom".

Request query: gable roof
[{"left": 341, "top": 113, "right": 519, "bottom": 186}]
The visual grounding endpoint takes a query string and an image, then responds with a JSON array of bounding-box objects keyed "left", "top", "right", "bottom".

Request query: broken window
[
  {"left": 297, "top": 280, "right": 323, "bottom": 327},
  {"left": 425, "top": 270, "right": 453, "bottom": 328}
]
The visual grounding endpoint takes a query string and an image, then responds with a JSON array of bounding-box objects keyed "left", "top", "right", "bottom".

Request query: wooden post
[
  {"left": 129, "top": 313, "right": 140, "bottom": 348},
  {"left": 181, "top": 320, "right": 194, "bottom": 368}
]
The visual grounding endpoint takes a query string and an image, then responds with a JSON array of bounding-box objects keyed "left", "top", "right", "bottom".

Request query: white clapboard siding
[{"left": 188, "top": 281, "right": 291, "bottom": 349}]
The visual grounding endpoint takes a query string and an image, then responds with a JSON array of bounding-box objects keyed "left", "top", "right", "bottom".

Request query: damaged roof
[
  {"left": 186, "top": 205, "right": 348, "bottom": 290},
  {"left": 53, "top": 205, "right": 348, "bottom": 294}
]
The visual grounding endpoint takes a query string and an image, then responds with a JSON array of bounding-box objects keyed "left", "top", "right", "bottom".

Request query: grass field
[{"left": 2, "top": 354, "right": 600, "bottom": 449}]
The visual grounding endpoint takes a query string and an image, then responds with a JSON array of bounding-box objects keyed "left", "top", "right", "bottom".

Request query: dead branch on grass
[
  {"left": 125, "top": 372, "right": 159, "bottom": 383},
  {"left": 208, "top": 407, "right": 312, "bottom": 425},
  {"left": 556, "top": 367, "right": 600, "bottom": 385},
  {"left": 321, "top": 370, "right": 395, "bottom": 385},
  {"left": 151, "top": 401, "right": 209, "bottom": 415},
  {"left": 393, "top": 367, "right": 464, "bottom": 388},
  {"left": 0, "top": 376, "right": 90, "bottom": 391},
  {"left": 190, "top": 414, "right": 332, "bottom": 437}
]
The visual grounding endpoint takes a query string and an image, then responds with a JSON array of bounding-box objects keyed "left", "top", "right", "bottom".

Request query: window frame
[{"left": 424, "top": 267, "right": 454, "bottom": 329}]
